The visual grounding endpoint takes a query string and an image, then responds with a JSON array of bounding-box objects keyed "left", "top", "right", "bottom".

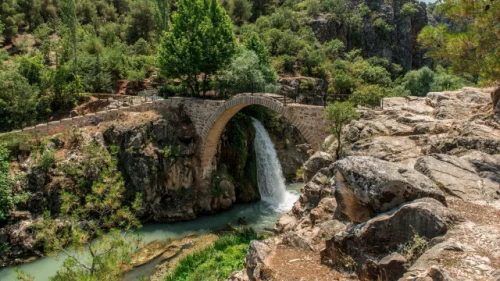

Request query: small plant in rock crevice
[{"left": 397, "top": 232, "right": 428, "bottom": 264}]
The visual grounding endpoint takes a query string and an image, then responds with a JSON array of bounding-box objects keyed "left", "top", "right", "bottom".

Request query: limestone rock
[
  {"left": 332, "top": 156, "right": 446, "bottom": 223},
  {"left": 131, "top": 240, "right": 171, "bottom": 267},
  {"left": 414, "top": 154, "right": 498, "bottom": 201},
  {"left": 408, "top": 266, "right": 455, "bottom": 281},
  {"left": 245, "top": 240, "right": 275, "bottom": 281},
  {"left": 302, "top": 152, "right": 334, "bottom": 183},
  {"left": 321, "top": 198, "right": 461, "bottom": 280}
]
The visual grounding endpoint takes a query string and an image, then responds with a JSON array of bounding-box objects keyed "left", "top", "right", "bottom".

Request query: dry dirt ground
[{"left": 266, "top": 245, "right": 355, "bottom": 281}]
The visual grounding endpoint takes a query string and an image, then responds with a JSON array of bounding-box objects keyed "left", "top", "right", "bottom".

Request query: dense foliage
[
  {"left": 0, "top": 145, "right": 13, "bottom": 221},
  {"left": 418, "top": 0, "right": 500, "bottom": 84},
  {"left": 0, "top": 0, "right": 486, "bottom": 132},
  {"left": 158, "top": 0, "right": 236, "bottom": 96}
]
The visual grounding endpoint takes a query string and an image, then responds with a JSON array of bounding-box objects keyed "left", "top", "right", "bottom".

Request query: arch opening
[{"left": 198, "top": 95, "right": 325, "bottom": 179}]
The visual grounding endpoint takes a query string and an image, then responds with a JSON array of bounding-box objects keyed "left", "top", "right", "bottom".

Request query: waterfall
[{"left": 252, "top": 118, "right": 297, "bottom": 210}]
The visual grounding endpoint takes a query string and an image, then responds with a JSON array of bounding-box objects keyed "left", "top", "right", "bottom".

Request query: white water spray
[{"left": 252, "top": 118, "right": 298, "bottom": 211}]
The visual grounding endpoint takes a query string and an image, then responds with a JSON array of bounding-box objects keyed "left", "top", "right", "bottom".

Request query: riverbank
[{"left": 0, "top": 183, "right": 302, "bottom": 281}]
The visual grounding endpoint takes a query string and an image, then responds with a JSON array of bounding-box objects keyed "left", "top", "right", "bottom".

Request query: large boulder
[
  {"left": 321, "top": 198, "right": 461, "bottom": 281},
  {"left": 245, "top": 239, "right": 275, "bottom": 281},
  {"left": 414, "top": 154, "right": 499, "bottom": 201},
  {"left": 302, "top": 152, "right": 334, "bottom": 183},
  {"left": 332, "top": 156, "right": 446, "bottom": 223}
]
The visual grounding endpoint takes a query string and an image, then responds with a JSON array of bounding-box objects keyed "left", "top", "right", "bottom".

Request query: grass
[
  {"left": 165, "top": 228, "right": 263, "bottom": 281},
  {"left": 397, "top": 232, "right": 428, "bottom": 264}
]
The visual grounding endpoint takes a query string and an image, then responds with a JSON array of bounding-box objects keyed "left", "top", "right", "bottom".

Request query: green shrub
[
  {"left": 401, "top": 3, "right": 419, "bottom": 17},
  {"left": 38, "top": 150, "right": 56, "bottom": 172},
  {"left": 0, "top": 145, "right": 13, "bottom": 221},
  {"left": 349, "top": 84, "right": 393, "bottom": 107}
]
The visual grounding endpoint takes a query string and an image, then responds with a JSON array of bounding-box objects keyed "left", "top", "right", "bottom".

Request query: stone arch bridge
[
  {"left": 4, "top": 93, "right": 328, "bottom": 178},
  {"left": 176, "top": 94, "right": 329, "bottom": 178}
]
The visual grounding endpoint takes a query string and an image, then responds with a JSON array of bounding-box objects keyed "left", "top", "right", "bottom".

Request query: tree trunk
[{"left": 335, "top": 131, "right": 342, "bottom": 159}]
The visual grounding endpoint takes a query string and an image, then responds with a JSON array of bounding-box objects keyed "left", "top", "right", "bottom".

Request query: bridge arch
[{"left": 198, "top": 94, "right": 327, "bottom": 178}]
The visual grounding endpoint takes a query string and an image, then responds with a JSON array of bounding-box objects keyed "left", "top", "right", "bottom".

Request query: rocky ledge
[{"left": 231, "top": 87, "right": 500, "bottom": 281}]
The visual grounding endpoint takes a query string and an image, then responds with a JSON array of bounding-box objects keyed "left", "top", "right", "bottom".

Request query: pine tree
[
  {"left": 0, "top": 0, "right": 24, "bottom": 43},
  {"left": 418, "top": 0, "right": 500, "bottom": 84}
]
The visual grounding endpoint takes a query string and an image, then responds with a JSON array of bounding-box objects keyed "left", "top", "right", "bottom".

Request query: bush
[
  {"left": 0, "top": 70, "right": 39, "bottom": 131},
  {"left": 0, "top": 145, "right": 13, "bottom": 221},
  {"left": 401, "top": 3, "right": 419, "bottom": 17},
  {"left": 38, "top": 150, "right": 56, "bottom": 172},
  {"left": 349, "top": 84, "right": 392, "bottom": 107}
]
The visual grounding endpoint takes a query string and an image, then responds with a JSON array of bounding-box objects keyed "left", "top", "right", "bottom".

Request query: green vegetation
[
  {"left": 0, "top": 145, "right": 13, "bottom": 221},
  {"left": 0, "top": 0, "right": 488, "bottom": 132},
  {"left": 324, "top": 101, "right": 360, "bottom": 159},
  {"left": 418, "top": 0, "right": 500, "bottom": 84},
  {"left": 165, "top": 228, "right": 263, "bottom": 281},
  {"left": 398, "top": 232, "right": 428, "bottom": 264},
  {"left": 15, "top": 140, "right": 143, "bottom": 281},
  {"left": 158, "top": 0, "right": 236, "bottom": 96}
]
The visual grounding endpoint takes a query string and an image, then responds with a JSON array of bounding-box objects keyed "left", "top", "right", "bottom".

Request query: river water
[{"left": 0, "top": 119, "right": 301, "bottom": 281}]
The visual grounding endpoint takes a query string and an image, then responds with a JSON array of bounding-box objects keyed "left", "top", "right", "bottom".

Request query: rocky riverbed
[{"left": 231, "top": 87, "right": 500, "bottom": 281}]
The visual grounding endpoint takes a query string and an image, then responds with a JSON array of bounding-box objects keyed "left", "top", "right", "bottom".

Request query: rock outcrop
[
  {"left": 302, "top": 152, "right": 334, "bottom": 183},
  {"left": 236, "top": 88, "right": 500, "bottom": 281},
  {"left": 332, "top": 156, "right": 446, "bottom": 223},
  {"left": 321, "top": 198, "right": 460, "bottom": 280},
  {"left": 309, "top": 0, "right": 431, "bottom": 71}
]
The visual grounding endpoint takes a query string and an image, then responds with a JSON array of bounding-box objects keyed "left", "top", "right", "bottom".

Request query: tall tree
[
  {"left": 0, "top": 0, "right": 24, "bottom": 43},
  {"left": 126, "top": 0, "right": 156, "bottom": 44},
  {"left": 418, "top": 0, "right": 500, "bottom": 84},
  {"left": 231, "top": 0, "right": 252, "bottom": 25},
  {"left": 158, "top": 0, "right": 236, "bottom": 96},
  {"left": 60, "top": 0, "right": 79, "bottom": 76},
  {"left": 151, "top": 0, "right": 170, "bottom": 39}
]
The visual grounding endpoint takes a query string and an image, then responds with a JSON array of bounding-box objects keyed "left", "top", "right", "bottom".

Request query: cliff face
[
  {"left": 310, "top": 0, "right": 432, "bottom": 71},
  {"left": 0, "top": 108, "right": 239, "bottom": 267}
]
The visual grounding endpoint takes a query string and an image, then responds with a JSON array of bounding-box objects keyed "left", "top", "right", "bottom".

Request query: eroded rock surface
[
  {"left": 238, "top": 88, "right": 500, "bottom": 281},
  {"left": 333, "top": 156, "right": 446, "bottom": 223}
]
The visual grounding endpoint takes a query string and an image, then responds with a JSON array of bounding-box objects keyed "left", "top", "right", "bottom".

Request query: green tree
[
  {"left": 17, "top": 143, "right": 144, "bottom": 281},
  {"left": 126, "top": 0, "right": 156, "bottom": 44},
  {"left": 231, "top": 0, "right": 252, "bottom": 25},
  {"left": 349, "top": 84, "right": 391, "bottom": 107},
  {"left": 151, "top": 0, "right": 170, "bottom": 39},
  {"left": 0, "top": 70, "right": 39, "bottom": 130},
  {"left": 0, "top": 0, "right": 24, "bottom": 42},
  {"left": 324, "top": 101, "right": 360, "bottom": 159},
  {"left": 219, "top": 49, "right": 276, "bottom": 94},
  {"left": 418, "top": 0, "right": 500, "bottom": 84},
  {"left": 252, "top": 0, "right": 279, "bottom": 19},
  {"left": 158, "top": 0, "right": 236, "bottom": 96},
  {"left": 324, "top": 39, "right": 345, "bottom": 61},
  {"left": 60, "top": 0, "right": 79, "bottom": 77},
  {"left": 398, "top": 66, "right": 435, "bottom": 96},
  {"left": 0, "top": 145, "right": 13, "bottom": 221},
  {"left": 18, "top": 0, "right": 43, "bottom": 30}
]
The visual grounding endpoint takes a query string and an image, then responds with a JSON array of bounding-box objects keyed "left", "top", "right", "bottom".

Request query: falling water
[{"left": 252, "top": 118, "right": 298, "bottom": 210}]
